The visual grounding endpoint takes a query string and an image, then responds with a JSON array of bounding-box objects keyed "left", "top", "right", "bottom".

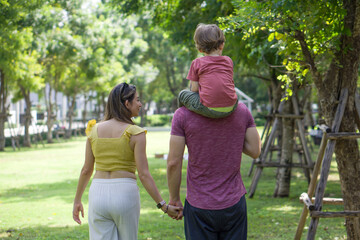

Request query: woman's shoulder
[
  {"left": 126, "top": 124, "right": 147, "bottom": 136},
  {"left": 85, "top": 119, "right": 97, "bottom": 138}
]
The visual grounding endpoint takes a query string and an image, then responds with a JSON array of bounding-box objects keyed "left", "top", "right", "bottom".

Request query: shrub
[{"left": 133, "top": 114, "right": 173, "bottom": 127}]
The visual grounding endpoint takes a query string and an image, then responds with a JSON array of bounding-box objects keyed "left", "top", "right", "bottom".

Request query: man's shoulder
[
  {"left": 173, "top": 107, "right": 189, "bottom": 119},
  {"left": 233, "top": 102, "right": 251, "bottom": 116},
  {"left": 175, "top": 106, "right": 200, "bottom": 117},
  {"left": 235, "top": 102, "right": 248, "bottom": 110},
  {"left": 173, "top": 107, "right": 206, "bottom": 123},
  {"left": 174, "top": 106, "right": 188, "bottom": 114}
]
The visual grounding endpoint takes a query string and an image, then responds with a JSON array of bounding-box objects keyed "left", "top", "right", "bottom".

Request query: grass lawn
[{"left": 0, "top": 128, "right": 347, "bottom": 240}]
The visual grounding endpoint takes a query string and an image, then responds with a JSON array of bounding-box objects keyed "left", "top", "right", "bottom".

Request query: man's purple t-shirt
[{"left": 171, "top": 102, "right": 256, "bottom": 210}]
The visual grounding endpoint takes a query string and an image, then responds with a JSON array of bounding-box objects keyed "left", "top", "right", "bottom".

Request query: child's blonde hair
[{"left": 193, "top": 23, "right": 225, "bottom": 54}]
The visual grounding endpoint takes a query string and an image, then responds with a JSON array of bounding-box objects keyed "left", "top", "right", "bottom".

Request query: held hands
[
  {"left": 166, "top": 200, "right": 183, "bottom": 220},
  {"left": 163, "top": 204, "right": 183, "bottom": 219},
  {"left": 73, "top": 201, "right": 84, "bottom": 225}
]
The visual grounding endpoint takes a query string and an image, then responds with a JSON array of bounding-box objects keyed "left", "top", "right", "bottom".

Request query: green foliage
[
  {"left": 221, "top": 0, "right": 347, "bottom": 94},
  {"left": 143, "top": 26, "right": 192, "bottom": 100},
  {"left": 16, "top": 1, "right": 159, "bottom": 123},
  {"left": 253, "top": 115, "right": 266, "bottom": 127},
  {"left": 134, "top": 114, "right": 173, "bottom": 127},
  {"left": 109, "top": 0, "right": 234, "bottom": 48}
]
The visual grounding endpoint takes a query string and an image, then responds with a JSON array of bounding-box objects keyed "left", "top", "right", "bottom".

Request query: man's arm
[
  {"left": 242, "top": 127, "right": 261, "bottom": 159},
  {"left": 167, "top": 135, "right": 186, "bottom": 219}
]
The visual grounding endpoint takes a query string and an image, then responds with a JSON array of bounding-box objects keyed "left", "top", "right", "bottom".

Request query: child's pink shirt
[{"left": 187, "top": 55, "right": 237, "bottom": 108}]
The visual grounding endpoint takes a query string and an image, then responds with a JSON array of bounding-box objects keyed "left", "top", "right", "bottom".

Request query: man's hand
[
  {"left": 165, "top": 204, "right": 183, "bottom": 219},
  {"left": 167, "top": 135, "right": 185, "bottom": 220},
  {"left": 168, "top": 200, "right": 183, "bottom": 220}
]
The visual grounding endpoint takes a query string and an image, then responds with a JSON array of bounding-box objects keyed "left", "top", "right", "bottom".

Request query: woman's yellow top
[{"left": 86, "top": 120, "right": 147, "bottom": 173}]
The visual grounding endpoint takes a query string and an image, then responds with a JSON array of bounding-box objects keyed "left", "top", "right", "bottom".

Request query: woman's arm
[
  {"left": 132, "top": 133, "right": 181, "bottom": 217},
  {"left": 242, "top": 127, "right": 261, "bottom": 159},
  {"left": 73, "top": 138, "right": 95, "bottom": 224}
]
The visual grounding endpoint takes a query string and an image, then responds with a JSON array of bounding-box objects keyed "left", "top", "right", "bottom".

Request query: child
[{"left": 178, "top": 23, "right": 238, "bottom": 118}]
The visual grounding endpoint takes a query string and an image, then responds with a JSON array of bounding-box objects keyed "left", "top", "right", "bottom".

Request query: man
[{"left": 167, "top": 102, "right": 261, "bottom": 240}]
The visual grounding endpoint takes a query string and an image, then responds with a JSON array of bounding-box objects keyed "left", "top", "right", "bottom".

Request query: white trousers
[{"left": 88, "top": 178, "right": 140, "bottom": 240}]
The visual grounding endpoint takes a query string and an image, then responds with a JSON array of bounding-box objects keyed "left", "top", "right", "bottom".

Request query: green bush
[
  {"left": 254, "top": 117, "right": 266, "bottom": 127},
  {"left": 4, "top": 128, "right": 86, "bottom": 147},
  {"left": 134, "top": 114, "right": 173, "bottom": 127},
  {"left": 148, "top": 114, "right": 172, "bottom": 126}
]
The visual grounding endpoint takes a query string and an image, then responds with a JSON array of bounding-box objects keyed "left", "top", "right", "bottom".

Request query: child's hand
[{"left": 189, "top": 81, "right": 199, "bottom": 92}]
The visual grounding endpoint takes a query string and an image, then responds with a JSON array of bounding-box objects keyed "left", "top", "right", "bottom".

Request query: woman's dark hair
[{"left": 103, "top": 82, "right": 136, "bottom": 124}]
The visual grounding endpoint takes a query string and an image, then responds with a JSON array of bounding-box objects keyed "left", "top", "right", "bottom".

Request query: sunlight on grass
[
  {"left": 267, "top": 205, "right": 298, "bottom": 213},
  {"left": 140, "top": 208, "right": 163, "bottom": 215},
  {"left": 156, "top": 168, "right": 167, "bottom": 174}
]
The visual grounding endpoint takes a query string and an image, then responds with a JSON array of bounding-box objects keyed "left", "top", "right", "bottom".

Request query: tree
[
  {"left": 33, "top": 5, "right": 73, "bottom": 143},
  {"left": 13, "top": 49, "right": 44, "bottom": 147},
  {"left": 1, "top": 29, "right": 37, "bottom": 149},
  {"left": 108, "top": 0, "right": 248, "bottom": 111},
  {"left": 129, "top": 62, "right": 159, "bottom": 125},
  {"left": 59, "top": 8, "right": 96, "bottom": 138},
  {"left": 0, "top": 0, "right": 45, "bottom": 150},
  {"left": 224, "top": 0, "right": 360, "bottom": 237},
  {"left": 142, "top": 27, "right": 192, "bottom": 111},
  {"left": 88, "top": 11, "right": 153, "bottom": 120}
]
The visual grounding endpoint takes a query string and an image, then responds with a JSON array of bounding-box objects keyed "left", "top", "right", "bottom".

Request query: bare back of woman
[{"left": 93, "top": 119, "right": 136, "bottom": 180}]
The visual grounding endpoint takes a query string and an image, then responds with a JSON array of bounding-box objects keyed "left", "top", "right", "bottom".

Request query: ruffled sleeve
[
  {"left": 85, "top": 119, "right": 97, "bottom": 138},
  {"left": 125, "top": 125, "right": 147, "bottom": 138}
]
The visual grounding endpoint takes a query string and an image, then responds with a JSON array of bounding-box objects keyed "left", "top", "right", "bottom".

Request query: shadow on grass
[
  {"left": 0, "top": 214, "right": 185, "bottom": 240},
  {"left": 0, "top": 224, "right": 89, "bottom": 240},
  {"left": 0, "top": 137, "right": 86, "bottom": 155},
  {"left": 1, "top": 179, "right": 86, "bottom": 204}
]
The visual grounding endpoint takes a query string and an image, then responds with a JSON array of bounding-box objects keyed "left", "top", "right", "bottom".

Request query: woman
[{"left": 73, "top": 83, "right": 180, "bottom": 239}]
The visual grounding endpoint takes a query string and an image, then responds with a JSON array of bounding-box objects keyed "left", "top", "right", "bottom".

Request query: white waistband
[{"left": 91, "top": 178, "right": 137, "bottom": 184}]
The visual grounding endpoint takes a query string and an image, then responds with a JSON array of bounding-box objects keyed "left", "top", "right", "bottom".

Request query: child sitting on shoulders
[{"left": 178, "top": 23, "right": 239, "bottom": 118}]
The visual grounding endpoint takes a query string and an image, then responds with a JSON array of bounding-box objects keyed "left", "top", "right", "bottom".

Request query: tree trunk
[
  {"left": 0, "top": 70, "right": 7, "bottom": 151},
  {"left": 19, "top": 85, "right": 32, "bottom": 147},
  {"left": 314, "top": 1, "right": 360, "bottom": 237},
  {"left": 138, "top": 89, "right": 146, "bottom": 127},
  {"left": 66, "top": 95, "right": 76, "bottom": 139},
  {"left": 270, "top": 69, "right": 282, "bottom": 113},
  {"left": 99, "top": 92, "right": 106, "bottom": 120},
  {"left": 82, "top": 93, "right": 88, "bottom": 127},
  {"left": 333, "top": 1, "right": 360, "bottom": 237},
  {"left": 44, "top": 85, "right": 54, "bottom": 143},
  {"left": 303, "top": 85, "right": 315, "bottom": 128},
  {"left": 335, "top": 115, "right": 360, "bottom": 238},
  {"left": 274, "top": 98, "right": 294, "bottom": 197}
]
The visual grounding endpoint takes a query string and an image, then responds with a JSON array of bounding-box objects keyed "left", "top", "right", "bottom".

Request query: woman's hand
[{"left": 73, "top": 201, "right": 84, "bottom": 224}]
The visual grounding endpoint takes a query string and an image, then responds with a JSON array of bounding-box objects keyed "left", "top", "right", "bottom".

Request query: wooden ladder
[
  {"left": 248, "top": 94, "right": 313, "bottom": 198},
  {"left": 294, "top": 88, "right": 360, "bottom": 240}
]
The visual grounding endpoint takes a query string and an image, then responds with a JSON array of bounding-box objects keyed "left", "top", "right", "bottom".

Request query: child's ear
[{"left": 219, "top": 42, "right": 225, "bottom": 50}]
